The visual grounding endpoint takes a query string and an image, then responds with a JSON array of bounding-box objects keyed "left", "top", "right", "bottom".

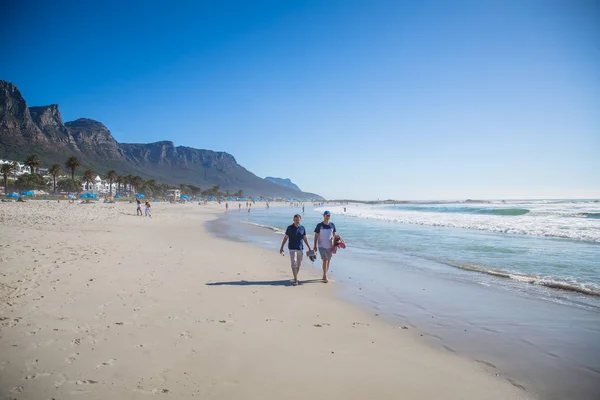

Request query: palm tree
[
  {"left": 141, "top": 179, "right": 157, "bottom": 197},
  {"left": 25, "top": 154, "right": 42, "bottom": 175},
  {"left": 1, "top": 163, "right": 13, "bottom": 193},
  {"left": 11, "top": 161, "right": 18, "bottom": 180},
  {"left": 122, "top": 174, "right": 133, "bottom": 196},
  {"left": 104, "top": 170, "right": 118, "bottom": 196},
  {"left": 189, "top": 185, "right": 201, "bottom": 197},
  {"left": 65, "top": 156, "right": 80, "bottom": 180},
  {"left": 131, "top": 176, "right": 144, "bottom": 195},
  {"left": 82, "top": 169, "right": 95, "bottom": 191},
  {"left": 115, "top": 174, "right": 122, "bottom": 195},
  {"left": 48, "top": 164, "right": 61, "bottom": 194}
]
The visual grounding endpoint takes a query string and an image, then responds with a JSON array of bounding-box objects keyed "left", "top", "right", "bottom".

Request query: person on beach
[
  {"left": 280, "top": 214, "right": 312, "bottom": 286},
  {"left": 136, "top": 198, "right": 142, "bottom": 216},
  {"left": 144, "top": 200, "right": 152, "bottom": 218},
  {"left": 314, "top": 210, "right": 336, "bottom": 283},
  {"left": 225, "top": 202, "right": 229, "bottom": 212}
]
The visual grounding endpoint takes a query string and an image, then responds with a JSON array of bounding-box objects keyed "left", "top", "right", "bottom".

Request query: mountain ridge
[
  {"left": 264, "top": 177, "right": 302, "bottom": 191},
  {"left": 0, "top": 80, "right": 322, "bottom": 199}
]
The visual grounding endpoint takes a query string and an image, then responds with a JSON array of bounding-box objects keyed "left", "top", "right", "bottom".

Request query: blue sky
[{"left": 2, "top": 0, "right": 599, "bottom": 200}]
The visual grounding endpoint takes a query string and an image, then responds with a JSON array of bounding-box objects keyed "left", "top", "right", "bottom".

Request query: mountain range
[
  {"left": 0, "top": 80, "right": 322, "bottom": 199},
  {"left": 264, "top": 177, "right": 301, "bottom": 191}
]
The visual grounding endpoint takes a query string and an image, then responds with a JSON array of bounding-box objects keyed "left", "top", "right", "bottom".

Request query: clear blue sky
[{"left": 2, "top": 0, "right": 599, "bottom": 200}]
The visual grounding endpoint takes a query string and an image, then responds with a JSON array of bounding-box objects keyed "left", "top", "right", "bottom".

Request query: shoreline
[
  {"left": 1, "top": 201, "right": 530, "bottom": 399},
  {"left": 211, "top": 206, "right": 600, "bottom": 400}
]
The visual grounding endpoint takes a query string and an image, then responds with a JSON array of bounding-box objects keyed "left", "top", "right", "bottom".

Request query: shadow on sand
[{"left": 206, "top": 279, "right": 323, "bottom": 287}]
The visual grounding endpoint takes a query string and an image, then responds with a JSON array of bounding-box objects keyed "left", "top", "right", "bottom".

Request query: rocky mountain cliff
[
  {"left": 264, "top": 177, "right": 301, "bottom": 191},
  {"left": 29, "top": 104, "right": 75, "bottom": 148},
  {"left": 0, "top": 80, "right": 322, "bottom": 198}
]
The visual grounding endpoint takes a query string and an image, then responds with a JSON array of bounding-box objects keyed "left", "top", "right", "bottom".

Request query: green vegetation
[
  {"left": 57, "top": 179, "right": 81, "bottom": 193},
  {"left": 65, "top": 156, "right": 80, "bottom": 180},
  {"left": 14, "top": 173, "right": 47, "bottom": 191},
  {"left": 3, "top": 153, "right": 250, "bottom": 199},
  {"left": 49, "top": 164, "right": 62, "bottom": 194},
  {"left": 1, "top": 163, "right": 12, "bottom": 193}
]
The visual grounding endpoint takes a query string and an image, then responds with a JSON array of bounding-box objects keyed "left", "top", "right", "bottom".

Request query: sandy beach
[{"left": 0, "top": 200, "right": 530, "bottom": 399}]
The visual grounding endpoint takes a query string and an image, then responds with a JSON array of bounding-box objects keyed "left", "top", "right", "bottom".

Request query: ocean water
[{"left": 214, "top": 200, "right": 600, "bottom": 399}]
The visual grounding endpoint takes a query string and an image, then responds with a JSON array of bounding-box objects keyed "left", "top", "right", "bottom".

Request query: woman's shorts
[{"left": 318, "top": 247, "right": 333, "bottom": 260}]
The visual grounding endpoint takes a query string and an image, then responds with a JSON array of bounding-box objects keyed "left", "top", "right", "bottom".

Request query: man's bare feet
[
  {"left": 293, "top": 280, "right": 299, "bottom": 286},
  {"left": 323, "top": 277, "right": 328, "bottom": 283}
]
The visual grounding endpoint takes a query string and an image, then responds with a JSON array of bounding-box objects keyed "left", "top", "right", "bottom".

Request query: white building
[
  {"left": 80, "top": 175, "right": 123, "bottom": 195},
  {"left": 0, "top": 159, "right": 31, "bottom": 175},
  {"left": 166, "top": 189, "right": 181, "bottom": 201}
]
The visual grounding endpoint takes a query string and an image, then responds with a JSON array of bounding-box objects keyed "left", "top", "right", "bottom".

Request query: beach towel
[{"left": 331, "top": 234, "right": 346, "bottom": 254}]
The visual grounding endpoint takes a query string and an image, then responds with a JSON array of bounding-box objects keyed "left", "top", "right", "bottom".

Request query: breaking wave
[{"left": 449, "top": 263, "right": 600, "bottom": 297}]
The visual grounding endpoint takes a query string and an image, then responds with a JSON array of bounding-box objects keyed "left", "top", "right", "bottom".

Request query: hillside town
[
  {"left": 0, "top": 155, "right": 310, "bottom": 204},
  {"left": 0, "top": 157, "right": 119, "bottom": 196}
]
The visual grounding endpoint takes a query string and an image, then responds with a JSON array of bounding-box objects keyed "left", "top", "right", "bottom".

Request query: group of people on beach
[
  {"left": 136, "top": 198, "right": 151, "bottom": 217},
  {"left": 280, "top": 210, "right": 338, "bottom": 286}
]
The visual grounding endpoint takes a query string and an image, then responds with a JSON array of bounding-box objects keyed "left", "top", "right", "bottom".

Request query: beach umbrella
[
  {"left": 7, "top": 192, "right": 19, "bottom": 198},
  {"left": 181, "top": 195, "right": 189, "bottom": 200}
]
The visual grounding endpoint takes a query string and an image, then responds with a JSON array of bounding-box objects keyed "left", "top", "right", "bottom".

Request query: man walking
[
  {"left": 280, "top": 214, "right": 312, "bottom": 286},
  {"left": 314, "top": 211, "right": 336, "bottom": 283}
]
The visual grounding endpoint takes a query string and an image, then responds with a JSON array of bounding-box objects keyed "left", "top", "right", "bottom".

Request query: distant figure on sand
[
  {"left": 314, "top": 211, "right": 337, "bottom": 283},
  {"left": 280, "top": 214, "right": 312, "bottom": 286},
  {"left": 136, "top": 198, "right": 142, "bottom": 216},
  {"left": 225, "top": 202, "right": 228, "bottom": 212},
  {"left": 144, "top": 200, "right": 151, "bottom": 218}
]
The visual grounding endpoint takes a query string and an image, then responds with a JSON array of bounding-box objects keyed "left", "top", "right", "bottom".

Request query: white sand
[{"left": 0, "top": 200, "right": 531, "bottom": 399}]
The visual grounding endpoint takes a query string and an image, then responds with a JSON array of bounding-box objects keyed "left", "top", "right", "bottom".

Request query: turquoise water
[
  {"left": 225, "top": 200, "right": 600, "bottom": 306},
  {"left": 215, "top": 200, "right": 600, "bottom": 399}
]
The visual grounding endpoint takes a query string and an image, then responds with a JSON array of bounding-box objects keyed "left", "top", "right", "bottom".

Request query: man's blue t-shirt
[{"left": 285, "top": 224, "right": 306, "bottom": 250}]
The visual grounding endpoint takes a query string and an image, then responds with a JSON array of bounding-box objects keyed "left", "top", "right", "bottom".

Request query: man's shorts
[
  {"left": 318, "top": 247, "right": 333, "bottom": 260},
  {"left": 289, "top": 250, "right": 303, "bottom": 268}
]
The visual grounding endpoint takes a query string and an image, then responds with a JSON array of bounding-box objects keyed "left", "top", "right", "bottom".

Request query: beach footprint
[
  {"left": 65, "top": 353, "right": 78, "bottom": 364},
  {"left": 96, "top": 358, "right": 116, "bottom": 369}
]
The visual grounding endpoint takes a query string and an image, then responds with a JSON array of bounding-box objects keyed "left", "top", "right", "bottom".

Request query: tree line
[{"left": 1, "top": 154, "right": 245, "bottom": 199}]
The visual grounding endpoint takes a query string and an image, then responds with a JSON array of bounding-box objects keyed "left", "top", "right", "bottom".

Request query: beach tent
[
  {"left": 80, "top": 193, "right": 98, "bottom": 199},
  {"left": 7, "top": 192, "right": 19, "bottom": 198},
  {"left": 21, "top": 190, "right": 35, "bottom": 196},
  {"left": 114, "top": 195, "right": 122, "bottom": 199},
  {"left": 136, "top": 193, "right": 145, "bottom": 199},
  {"left": 67, "top": 194, "right": 77, "bottom": 199},
  {"left": 180, "top": 195, "right": 189, "bottom": 200}
]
